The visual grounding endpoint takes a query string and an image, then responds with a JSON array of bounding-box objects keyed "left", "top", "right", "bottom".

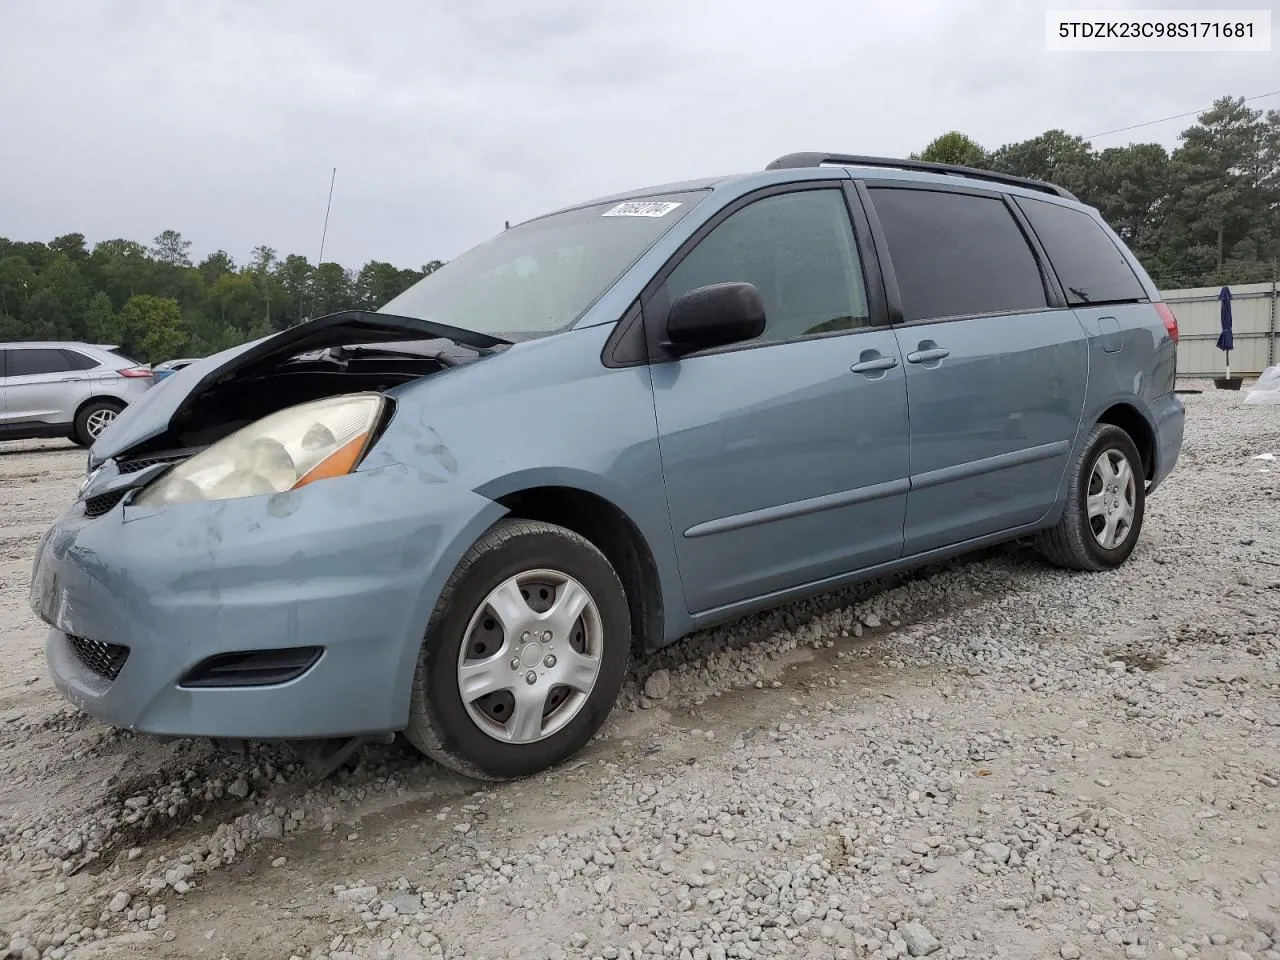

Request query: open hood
[{"left": 90, "top": 311, "right": 504, "bottom": 464}]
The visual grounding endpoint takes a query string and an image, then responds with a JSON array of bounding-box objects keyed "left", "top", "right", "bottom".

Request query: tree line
[
  {"left": 3, "top": 94, "right": 1277, "bottom": 362},
  {"left": 0, "top": 229, "right": 443, "bottom": 363},
  {"left": 912, "top": 95, "right": 1280, "bottom": 292}
]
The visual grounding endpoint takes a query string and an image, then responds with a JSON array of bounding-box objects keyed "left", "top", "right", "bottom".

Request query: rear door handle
[
  {"left": 906, "top": 348, "right": 950, "bottom": 364},
  {"left": 850, "top": 356, "right": 899, "bottom": 374}
]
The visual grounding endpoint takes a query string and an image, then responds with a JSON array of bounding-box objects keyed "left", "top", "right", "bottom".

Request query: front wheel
[
  {"left": 1037, "top": 423, "right": 1146, "bottom": 571},
  {"left": 405, "top": 519, "right": 631, "bottom": 780}
]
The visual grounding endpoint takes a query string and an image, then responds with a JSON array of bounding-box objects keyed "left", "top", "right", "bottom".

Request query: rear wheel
[
  {"left": 405, "top": 519, "right": 631, "bottom": 780},
  {"left": 72, "top": 399, "right": 124, "bottom": 447},
  {"left": 1037, "top": 423, "right": 1146, "bottom": 571}
]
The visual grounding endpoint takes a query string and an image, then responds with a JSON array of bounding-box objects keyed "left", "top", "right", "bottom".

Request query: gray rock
[
  {"left": 980, "top": 842, "right": 1011, "bottom": 864},
  {"left": 643, "top": 670, "right": 672, "bottom": 700},
  {"left": 256, "top": 815, "right": 284, "bottom": 840},
  {"left": 388, "top": 893, "right": 422, "bottom": 915},
  {"left": 108, "top": 892, "right": 130, "bottom": 913},
  {"left": 899, "top": 921, "right": 941, "bottom": 957}
]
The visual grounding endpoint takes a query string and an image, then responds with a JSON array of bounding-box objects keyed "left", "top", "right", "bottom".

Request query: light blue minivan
[{"left": 30, "top": 154, "right": 1184, "bottom": 779}]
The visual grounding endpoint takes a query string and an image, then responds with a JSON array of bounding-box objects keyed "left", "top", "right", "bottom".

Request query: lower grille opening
[
  {"left": 179, "top": 647, "right": 323, "bottom": 688},
  {"left": 67, "top": 634, "right": 131, "bottom": 681}
]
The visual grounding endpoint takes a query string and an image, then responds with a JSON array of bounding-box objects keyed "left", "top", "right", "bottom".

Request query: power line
[{"left": 1086, "top": 90, "right": 1280, "bottom": 140}]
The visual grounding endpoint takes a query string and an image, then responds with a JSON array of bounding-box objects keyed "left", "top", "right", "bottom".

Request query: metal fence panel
[{"left": 1160, "top": 280, "right": 1277, "bottom": 377}]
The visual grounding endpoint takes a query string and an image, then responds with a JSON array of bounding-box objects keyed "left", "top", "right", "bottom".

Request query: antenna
[{"left": 306, "top": 167, "right": 337, "bottom": 322}]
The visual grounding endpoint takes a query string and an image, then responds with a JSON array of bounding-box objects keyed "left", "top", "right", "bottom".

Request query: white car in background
[
  {"left": 151, "top": 357, "right": 199, "bottom": 383},
  {"left": 0, "top": 342, "right": 154, "bottom": 446}
]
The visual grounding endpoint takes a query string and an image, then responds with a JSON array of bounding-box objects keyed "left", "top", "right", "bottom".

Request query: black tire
[
  {"left": 405, "top": 518, "right": 631, "bottom": 780},
  {"left": 1037, "top": 423, "right": 1146, "bottom": 572},
  {"left": 72, "top": 399, "right": 124, "bottom": 447}
]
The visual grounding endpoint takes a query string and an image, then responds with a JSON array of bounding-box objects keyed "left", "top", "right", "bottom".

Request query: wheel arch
[
  {"left": 1094, "top": 401, "right": 1155, "bottom": 482},
  {"left": 73, "top": 393, "right": 127, "bottom": 420},
  {"left": 488, "top": 483, "right": 666, "bottom": 657}
]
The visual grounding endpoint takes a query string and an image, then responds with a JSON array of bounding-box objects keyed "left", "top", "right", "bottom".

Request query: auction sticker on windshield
[{"left": 602, "top": 201, "right": 683, "bottom": 217}]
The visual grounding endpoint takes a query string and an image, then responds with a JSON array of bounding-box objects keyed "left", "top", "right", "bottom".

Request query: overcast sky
[{"left": 1, "top": 0, "right": 1276, "bottom": 270}]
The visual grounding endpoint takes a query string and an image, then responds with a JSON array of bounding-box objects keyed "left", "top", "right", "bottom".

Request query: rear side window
[
  {"left": 61, "top": 350, "right": 100, "bottom": 370},
  {"left": 868, "top": 188, "right": 1048, "bottom": 323},
  {"left": 8, "top": 348, "right": 77, "bottom": 376},
  {"left": 1015, "top": 197, "right": 1147, "bottom": 305}
]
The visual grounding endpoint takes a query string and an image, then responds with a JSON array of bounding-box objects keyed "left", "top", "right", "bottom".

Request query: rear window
[
  {"left": 868, "top": 187, "right": 1048, "bottom": 322},
  {"left": 1015, "top": 197, "right": 1147, "bottom": 305}
]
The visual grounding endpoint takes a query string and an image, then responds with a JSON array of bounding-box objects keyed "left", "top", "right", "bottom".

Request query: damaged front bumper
[{"left": 31, "top": 460, "right": 503, "bottom": 740}]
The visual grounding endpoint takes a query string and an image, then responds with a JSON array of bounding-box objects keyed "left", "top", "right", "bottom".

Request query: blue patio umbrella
[{"left": 1216, "top": 285, "right": 1234, "bottom": 379}]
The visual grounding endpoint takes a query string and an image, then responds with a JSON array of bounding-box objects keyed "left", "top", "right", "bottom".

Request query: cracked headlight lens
[{"left": 134, "top": 393, "right": 384, "bottom": 506}]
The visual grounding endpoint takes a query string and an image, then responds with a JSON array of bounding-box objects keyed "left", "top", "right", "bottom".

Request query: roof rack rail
[{"left": 764, "top": 153, "right": 1077, "bottom": 201}]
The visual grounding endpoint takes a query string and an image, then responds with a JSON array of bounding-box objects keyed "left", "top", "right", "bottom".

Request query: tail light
[
  {"left": 118, "top": 367, "right": 152, "bottom": 378},
  {"left": 1154, "top": 303, "right": 1179, "bottom": 344}
]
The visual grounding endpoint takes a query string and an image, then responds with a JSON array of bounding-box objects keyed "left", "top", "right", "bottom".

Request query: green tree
[
  {"left": 120, "top": 294, "right": 188, "bottom": 361},
  {"left": 22, "top": 254, "right": 90, "bottom": 339},
  {"left": 83, "top": 291, "right": 120, "bottom": 344},
  {"left": 353, "top": 260, "right": 423, "bottom": 309},
  {"left": 0, "top": 255, "right": 37, "bottom": 316},
  {"left": 274, "top": 254, "right": 313, "bottom": 327},
  {"left": 1154, "top": 96, "right": 1279, "bottom": 278},
  {"left": 912, "top": 131, "right": 986, "bottom": 167},
  {"left": 20, "top": 290, "right": 74, "bottom": 339},
  {"left": 198, "top": 250, "right": 236, "bottom": 285},
  {"left": 49, "top": 233, "right": 89, "bottom": 262},
  {"left": 151, "top": 230, "right": 192, "bottom": 267},
  {"left": 310, "top": 262, "right": 352, "bottom": 317},
  {"left": 988, "top": 129, "right": 1096, "bottom": 198},
  {"left": 1087, "top": 144, "right": 1170, "bottom": 259},
  {"left": 91, "top": 239, "right": 154, "bottom": 306}
]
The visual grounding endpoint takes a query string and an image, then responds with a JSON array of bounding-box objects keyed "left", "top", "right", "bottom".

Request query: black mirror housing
[{"left": 664, "top": 282, "right": 766, "bottom": 355}]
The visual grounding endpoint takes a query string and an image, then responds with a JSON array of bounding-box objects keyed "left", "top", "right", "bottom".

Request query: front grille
[
  {"left": 66, "top": 634, "right": 130, "bottom": 681},
  {"left": 84, "top": 490, "right": 127, "bottom": 518},
  {"left": 83, "top": 456, "right": 183, "bottom": 518},
  {"left": 117, "top": 456, "right": 175, "bottom": 474}
]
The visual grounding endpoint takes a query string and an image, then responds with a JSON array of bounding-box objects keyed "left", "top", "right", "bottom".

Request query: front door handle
[
  {"left": 906, "top": 346, "right": 950, "bottom": 364},
  {"left": 850, "top": 355, "right": 899, "bottom": 374}
]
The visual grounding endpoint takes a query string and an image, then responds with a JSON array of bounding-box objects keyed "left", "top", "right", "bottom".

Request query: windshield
[{"left": 379, "top": 191, "right": 707, "bottom": 341}]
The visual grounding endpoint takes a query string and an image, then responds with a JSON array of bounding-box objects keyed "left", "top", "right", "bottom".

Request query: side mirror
[{"left": 664, "top": 282, "right": 766, "bottom": 356}]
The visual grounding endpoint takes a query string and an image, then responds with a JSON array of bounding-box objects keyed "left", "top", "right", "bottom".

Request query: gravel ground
[{"left": 1, "top": 383, "right": 1278, "bottom": 960}]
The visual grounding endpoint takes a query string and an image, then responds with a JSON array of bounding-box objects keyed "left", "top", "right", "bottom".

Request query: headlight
[{"left": 133, "top": 393, "right": 384, "bottom": 507}]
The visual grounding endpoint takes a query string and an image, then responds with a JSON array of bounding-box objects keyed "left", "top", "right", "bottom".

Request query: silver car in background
[{"left": 0, "top": 342, "right": 154, "bottom": 446}]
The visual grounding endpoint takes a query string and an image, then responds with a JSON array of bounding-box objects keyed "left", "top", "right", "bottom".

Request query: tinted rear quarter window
[
  {"left": 1015, "top": 197, "right": 1146, "bottom": 305},
  {"left": 61, "top": 350, "right": 100, "bottom": 370},
  {"left": 8, "top": 348, "right": 76, "bottom": 376},
  {"left": 869, "top": 188, "right": 1048, "bottom": 322}
]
